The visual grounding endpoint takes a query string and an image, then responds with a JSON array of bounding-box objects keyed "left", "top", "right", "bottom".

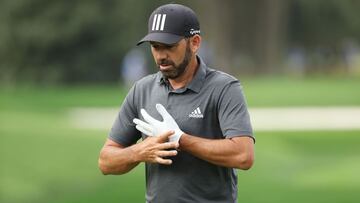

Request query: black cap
[{"left": 137, "top": 4, "right": 200, "bottom": 45}]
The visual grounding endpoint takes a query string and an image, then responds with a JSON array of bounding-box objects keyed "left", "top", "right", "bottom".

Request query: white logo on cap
[
  {"left": 190, "top": 29, "right": 200, "bottom": 35},
  {"left": 152, "top": 14, "right": 167, "bottom": 31}
]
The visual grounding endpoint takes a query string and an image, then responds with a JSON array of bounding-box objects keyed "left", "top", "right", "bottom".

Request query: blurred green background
[{"left": 1, "top": 0, "right": 360, "bottom": 203}]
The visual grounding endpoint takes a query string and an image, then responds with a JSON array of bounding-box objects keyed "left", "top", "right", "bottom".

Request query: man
[{"left": 99, "top": 3, "right": 255, "bottom": 203}]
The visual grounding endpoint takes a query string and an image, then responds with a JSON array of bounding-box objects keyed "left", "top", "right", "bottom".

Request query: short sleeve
[
  {"left": 108, "top": 85, "right": 141, "bottom": 146},
  {"left": 217, "top": 81, "right": 254, "bottom": 141}
]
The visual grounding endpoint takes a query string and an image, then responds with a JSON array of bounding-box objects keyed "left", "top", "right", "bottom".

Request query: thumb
[
  {"left": 156, "top": 103, "right": 173, "bottom": 120},
  {"left": 141, "top": 108, "right": 160, "bottom": 125},
  {"left": 157, "top": 130, "right": 175, "bottom": 142}
]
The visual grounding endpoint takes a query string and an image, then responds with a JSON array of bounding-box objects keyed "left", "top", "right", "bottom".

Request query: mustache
[{"left": 157, "top": 59, "right": 175, "bottom": 66}]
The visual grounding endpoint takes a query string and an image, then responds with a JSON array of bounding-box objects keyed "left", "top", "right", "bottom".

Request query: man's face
[{"left": 150, "top": 38, "right": 192, "bottom": 79}]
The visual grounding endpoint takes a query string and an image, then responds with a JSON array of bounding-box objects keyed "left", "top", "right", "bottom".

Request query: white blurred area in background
[
  {"left": 69, "top": 107, "right": 360, "bottom": 131},
  {"left": 121, "top": 47, "right": 148, "bottom": 87}
]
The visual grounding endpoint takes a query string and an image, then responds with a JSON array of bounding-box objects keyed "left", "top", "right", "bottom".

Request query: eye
[
  {"left": 151, "top": 43, "right": 178, "bottom": 50},
  {"left": 151, "top": 44, "right": 159, "bottom": 49},
  {"left": 165, "top": 44, "right": 175, "bottom": 49}
]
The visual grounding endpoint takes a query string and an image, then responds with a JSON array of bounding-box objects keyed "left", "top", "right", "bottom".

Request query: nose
[{"left": 152, "top": 47, "right": 168, "bottom": 61}]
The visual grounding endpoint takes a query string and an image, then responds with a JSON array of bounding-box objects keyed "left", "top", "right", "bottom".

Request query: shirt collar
[{"left": 157, "top": 56, "right": 207, "bottom": 93}]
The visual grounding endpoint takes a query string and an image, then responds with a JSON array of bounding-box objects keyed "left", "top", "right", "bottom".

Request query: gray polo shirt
[{"left": 109, "top": 56, "right": 254, "bottom": 203}]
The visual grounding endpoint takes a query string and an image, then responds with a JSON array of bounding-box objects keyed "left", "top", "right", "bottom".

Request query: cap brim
[{"left": 137, "top": 32, "right": 183, "bottom": 45}]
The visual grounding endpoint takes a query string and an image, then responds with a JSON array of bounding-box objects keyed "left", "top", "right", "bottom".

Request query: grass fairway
[
  {"left": 1, "top": 77, "right": 360, "bottom": 203},
  {"left": 2, "top": 118, "right": 359, "bottom": 203},
  {"left": 241, "top": 76, "right": 360, "bottom": 107},
  {"left": 1, "top": 76, "right": 359, "bottom": 109},
  {"left": 238, "top": 131, "right": 360, "bottom": 203}
]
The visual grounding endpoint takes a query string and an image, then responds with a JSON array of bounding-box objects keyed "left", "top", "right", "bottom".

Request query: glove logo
[{"left": 188, "top": 107, "right": 204, "bottom": 118}]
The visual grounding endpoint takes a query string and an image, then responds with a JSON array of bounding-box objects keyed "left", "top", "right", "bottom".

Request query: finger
[
  {"left": 155, "top": 157, "right": 172, "bottom": 165},
  {"left": 156, "top": 103, "right": 173, "bottom": 120},
  {"left": 141, "top": 109, "right": 161, "bottom": 125},
  {"left": 157, "top": 130, "right": 175, "bottom": 142},
  {"left": 133, "top": 118, "right": 153, "bottom": 132},
  {"left": 135, "top": 125, "right": 154, "bottom": 136},
  {"left": 155, "top": 150, "right": 178, "bottom": 157},
  {"left": 156, "top": 140, "right": 179, "bottom": 150}
]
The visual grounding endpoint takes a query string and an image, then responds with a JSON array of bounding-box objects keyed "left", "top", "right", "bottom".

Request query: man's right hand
[{"left": 131, "top": 130, "right": 179, "bottom": 165}]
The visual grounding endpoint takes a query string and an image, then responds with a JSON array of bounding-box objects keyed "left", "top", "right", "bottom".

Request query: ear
[{"left": 190, "top": 35, "right": 201, "bottom": 53}]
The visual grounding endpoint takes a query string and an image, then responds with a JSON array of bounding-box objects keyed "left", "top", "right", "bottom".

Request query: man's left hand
[{"left": 133, "top": 103, "right": 184, "bottom": 143}]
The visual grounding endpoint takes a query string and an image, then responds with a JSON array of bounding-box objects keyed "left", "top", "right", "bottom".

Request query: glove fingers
[
  {"left": 135, "top": 124, "right": 154, "bottom": 136},
  {"left": 141, "top": 109, "right": 160, "bottom": 125},
  {"left": 156, "top": 103, "right": 172, "bottom": 120},
  {"left": 169, "top": 129, "right": 183, "bottom": 142},
  {"left": 133, "top": 118, "right": 153, "bottom": 132}
]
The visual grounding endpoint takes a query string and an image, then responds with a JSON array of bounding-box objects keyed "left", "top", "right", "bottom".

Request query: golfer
[{"left": 99, "top": 3, "right": 255, "bottom": 203}]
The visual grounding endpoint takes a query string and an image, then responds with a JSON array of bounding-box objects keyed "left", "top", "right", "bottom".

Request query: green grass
[
  {"left": 1, "top": 76, "right": 359, "bottom": 109},
  {"left": 1, "top": 77, "right": 360, "bottom": 203},
  {"left": 238, "top": 131, "right": 360, "bottom": 203},
  {"left": 2, "top": 115, "right": 359, "bottom": 203},
  {"left": 241, "top": 76, "right": 360, "bottom": 107}
]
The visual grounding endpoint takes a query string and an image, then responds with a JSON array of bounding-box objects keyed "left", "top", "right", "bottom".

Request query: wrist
[
  {"left": 129, "top": 144, "right": 141, "bottom": 163},
  {"left": 178, "top": 133, "right": 188, "bottom": 150}
]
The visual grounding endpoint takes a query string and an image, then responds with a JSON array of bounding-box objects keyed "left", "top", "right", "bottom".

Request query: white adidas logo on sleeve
[{"left": 189, "top": 107, "right": 204, "bottom": 118}]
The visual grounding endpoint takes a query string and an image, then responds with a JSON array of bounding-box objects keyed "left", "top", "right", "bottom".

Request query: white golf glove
[{"left": 133, "top": 104, "right": 184, "bottom": 143}]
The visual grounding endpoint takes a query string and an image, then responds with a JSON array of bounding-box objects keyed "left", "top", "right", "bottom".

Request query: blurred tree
[
  {"left": 0, "top": 0, "right": 166, "bottom": 84},
  {"left": 1, "top": 0, "right": 360, "bottom": 85},
  {"left": 288, "top": 0, "right": 360, "bottom": 74},
  {"left": 289, "top": 0, "right": 360, "bottom": 47},
  {"left": 195, "top": 0, "right": 288, "bottom": 75},
  {"left": 196, "top": 0, "right": 360, "bottom": 75}
]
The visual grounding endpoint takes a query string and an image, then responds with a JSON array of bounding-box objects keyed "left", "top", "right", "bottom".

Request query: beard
[{"left": 157, "top": 41, "right": 192, "bottom": 79}]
